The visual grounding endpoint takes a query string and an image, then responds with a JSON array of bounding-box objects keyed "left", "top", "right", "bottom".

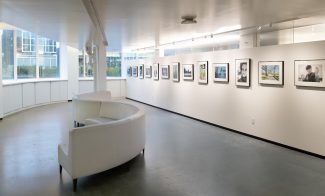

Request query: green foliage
[
  {"left": 17, "top": 66, "right": 36, "bottom": 79},
  {"left": 39, "top": 66, "right": 59, "bottom": 78},
  {"left": 107, "top": 65, "right": 121, "bottom": 77}
]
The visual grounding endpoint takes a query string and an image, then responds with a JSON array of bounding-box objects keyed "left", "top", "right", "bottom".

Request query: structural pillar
[{"left": 93, "top": 39, "right": 107, "bottom": 92}]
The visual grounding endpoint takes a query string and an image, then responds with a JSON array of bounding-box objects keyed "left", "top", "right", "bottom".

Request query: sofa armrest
[{"left": 58, "top": 144, "right": 72, "bottom": 176}]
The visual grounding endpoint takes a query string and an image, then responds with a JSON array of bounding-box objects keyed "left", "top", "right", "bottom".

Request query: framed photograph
[
  {"left": 235, "top": 58, "right": 251, "bottom": 86},
  {"left": 127, "top": 66, "right": 132, "bottom": 77},
  {"left": 198, "top": 61, "right": 208, "bottom": 84},
  {"left": 295, "top": 59, "right": 325, "bottom": 87},
  {"left": 145, "top": 66, "right": 152, "bottom": 78},
  {"left": 138, "top": 64, "right": 144, "bottom": 79},
  {"left": 153, "top": 63, "right": 159, "bottom": 80},
  {"left": 183, "top": 64, "right": 194, "bottom": 81},
  {"left": 258, "top": 61, "right": 284, "bottom": 85},
  {"left": 132, "top": 66, "right": 138, "bottom": 77},
  {"left": 213, "top": 63, "right": 229, "bottom": 82},
  {"left": 172, "top": 62, "right": 180, "bottom": 82},
  {"left": 161, "top": 65, "right": 170, "bottom": 79}
]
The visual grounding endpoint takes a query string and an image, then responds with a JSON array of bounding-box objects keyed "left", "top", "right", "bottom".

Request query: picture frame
[
  {"left": 183, "top": 64, "right": 194, "bottom": 81},
  {"left": 198, "top": 61, "right": 208, "bottom": 84},
  {"left": 294, "top": 59, "right": 325, "bottom": 87},
  {"left": 235, "top": 58, "right": 251, "bottom": 87},
  {"left": 161, "top": 65, "right": 170, "bottom": 79},
  {"left": 138, "top": 64, "right": 144, "bottom": 79},
  {"left": 153, "top": 63, "right": 159, "bottom": 80},
  {"left": 213, "top": 63, "right": 229, "bottom": 82},
  {"left": 258, "top": 61, "right": 284, "bottom": 85},
  {"left": 132, "top": 66, "right": 138, "bottom": 77},
  {"left": 145, "top": 66, "right": 152, "bottom": 78},
  {"left": 127, "top": 66, "right": 132, "bottom": 77},
  {"left": 172, "top": 62, "right": 180, "bottom": 82}
]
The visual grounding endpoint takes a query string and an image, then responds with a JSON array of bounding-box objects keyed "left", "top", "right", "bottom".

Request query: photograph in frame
[
  {"left": 132, "top": 66, "right": 138, "bottom": 77},
  {"left": 161, "top": 65, "right": 170, "bottom": 79},
  {"left": 258, "top": 61, "right": 284, "bottom": 85},
  {"left": 198, "top": 61, "right": 208, "bottom": 84},
  {"left": 172, "top": 62, "right": 180, "bottom": 82},
  {"left": 213, "top": 63, "right": 229, "bottom": 82},
  {"left": 145, "top": 66, "right": 152, "bottom": 78},
  {"left": 153, "top": 63, "right": 159, "bottom": 80},
  {"left": 295, "top": 59, "right": 325, "bottom": 87},
  {"left": 127, "top": 66, "right": 132, "bottom": 77},
  {"left": 183, "top": 64, "right": 194, "bottom": 81},
  {"left": 235, "top": 58, "right": 250, "bottom": 87},
  {"left": 139, "top": 64, "right": 144, "bottom": 79}
]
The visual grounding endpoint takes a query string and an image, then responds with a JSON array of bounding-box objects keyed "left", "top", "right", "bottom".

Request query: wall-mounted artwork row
[
  {"left": 258, "top": 61, "right": 284, "bottom": 85},
  {"left": 145, "top": 66, "right": 152, "bottom": 78},
  {"left": 183, "top": 64, "right": 194, "bottom": 81},
  {"left": 161, "top": 65, "right": 170, "bottom": 79},
  {"left": 213, "top": 63, "right": 229, "bottom": 82},
  {"left": 235, "top": 58, "right": 251, "bottom": 87},
  {"left": 132, "top": 66, "right": 138, "bottom": 77},
  {"left": 295, "top": 59, "right": 324, "bottom": 87},
  {"left": 139, "top": 64, "right": 144, "bottom": 79},
  {"left": 172, "top": 62, "right": 180, "bottom": 82},
  {"left": 198, "top": 61, "right": 208, "bottom": 84},
  {"left": 153, "top": 63, "right": 159, "bottom": 80}
]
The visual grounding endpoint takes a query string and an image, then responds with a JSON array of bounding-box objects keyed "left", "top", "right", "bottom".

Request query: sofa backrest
[
  {"left": 68, "top": 106, "right": 145, "bottom": 178},
  {"left": 75, "top": 91, "right": 111, "bottom": 101},
  {"left": 99, "top": 102, "right": 139, "bottom": 120}
]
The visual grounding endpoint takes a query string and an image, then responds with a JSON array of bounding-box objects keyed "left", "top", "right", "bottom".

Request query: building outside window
[
  {"left": 1, "top": 29, "right": 60, "bottom": 80},
  {"left": 106, "top": 52, "right": 121, "bottom": 77},
  {"left": 79, "top": 50, "right": 93, "bottom": 78},
  {"left": 38, "top": 37, "right": 60, "bottom": 78},
  {"left": 1, "top": 30, "right": 14, "bottom": 80}
]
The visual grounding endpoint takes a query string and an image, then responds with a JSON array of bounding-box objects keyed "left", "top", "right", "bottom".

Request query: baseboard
[{"left": 126, "top": 97, "right": 325, "bottom": 160}]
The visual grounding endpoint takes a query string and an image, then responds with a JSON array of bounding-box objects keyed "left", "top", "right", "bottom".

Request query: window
[
  {"left": 21, "top": 31, "right": 36, "bottom": 53},
  {"left": 1, "top": 29, "right": 60, "bottom": 80},
  {"left": 38, "top": 37, "right": 60, "bottom": 78},
  {"left": 1, "top": 30, "right": 14, "bottom": 80},
  {"left": 106, "top": 52, "right": 121, "bottom": 77},
  {"left": 79, "top": 50, "right": 93, "bottom": 78}
]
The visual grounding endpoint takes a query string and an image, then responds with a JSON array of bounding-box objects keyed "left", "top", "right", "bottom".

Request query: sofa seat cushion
[{"left": 84, "top": 117, "right": 116, "bottom": 125}]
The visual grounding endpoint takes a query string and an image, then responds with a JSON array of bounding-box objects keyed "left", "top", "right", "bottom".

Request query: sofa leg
[
  {"left": 59, "top": 165, "right": 62, "bottom": 174},
  {"left": 142, "top": 148, "right": 145, "bottom": 154},
  {"left": 73, "top": 179, "right": 78, "bottom": 192}
]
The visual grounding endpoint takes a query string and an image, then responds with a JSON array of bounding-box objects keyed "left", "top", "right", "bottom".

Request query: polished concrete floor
[{"left": 1, "top": 101, "right": 325, "bottom": 196}]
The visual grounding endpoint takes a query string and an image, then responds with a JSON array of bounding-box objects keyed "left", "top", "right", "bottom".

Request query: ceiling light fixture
[{"left": 181, "top": 15, "right": 197, "bottom": 24}]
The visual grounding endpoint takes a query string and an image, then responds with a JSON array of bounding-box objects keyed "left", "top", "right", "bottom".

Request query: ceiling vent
[{"left": 181, "top": 15, "right": 197, "bottom": 24}]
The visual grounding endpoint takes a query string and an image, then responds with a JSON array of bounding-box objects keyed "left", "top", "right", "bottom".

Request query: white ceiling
[{"left": 1, "top": 0, "right": 325, "bottom": 51}]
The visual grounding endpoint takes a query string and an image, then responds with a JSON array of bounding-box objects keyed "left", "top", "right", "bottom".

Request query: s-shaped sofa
[{"left": 58, "top": 93, "right": 145, "bottom": 191}]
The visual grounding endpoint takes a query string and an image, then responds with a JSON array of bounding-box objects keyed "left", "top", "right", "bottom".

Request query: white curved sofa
[{"left": 58, "top": 98, "right": 145, "bottom": 191}]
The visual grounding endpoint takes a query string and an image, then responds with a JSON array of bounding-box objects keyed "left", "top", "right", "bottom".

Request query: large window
[
  {"left": 106, "top": 52, "right": 121, "bottom": 77},
  {"left": 79, "top": 50, "right": 93, "bottom": 78},
  {"left": 1, "top": 29, "right": 60, "bottom": 80},
  {"left": 2, "top": 30, "right": 14, "bottom": 80}
]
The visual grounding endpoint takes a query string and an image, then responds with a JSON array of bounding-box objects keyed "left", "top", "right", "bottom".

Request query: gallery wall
[{"left": 125, "top": 41, "right": 325, "bottom": 156}]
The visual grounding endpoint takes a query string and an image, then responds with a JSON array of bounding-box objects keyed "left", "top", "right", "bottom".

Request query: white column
[
  {"left": 93, "top": 40, "right": 107, "bottom": 91},
  {"left": 0, "top": 30, "right": 3, "bottom": 118},
  {"left": 68, "top": 46, "right": 80, "bottom": 99}
]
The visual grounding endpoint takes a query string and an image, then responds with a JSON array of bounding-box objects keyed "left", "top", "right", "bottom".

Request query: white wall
[{"left": 125, "top": 41, "right": 325, "bottom": 156}]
